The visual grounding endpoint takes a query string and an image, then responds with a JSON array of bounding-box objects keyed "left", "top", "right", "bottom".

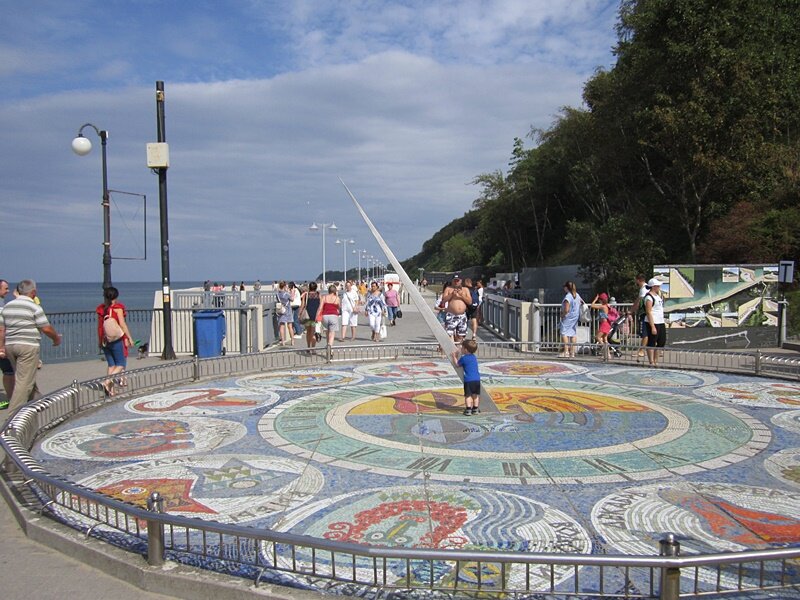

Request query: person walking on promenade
[
  {"left": 453, "top": 339, "right": 481, "bottom": 416},
  {"left": 632, "top": 274, "right": 649, "bottom": 360},
  {"left": 440, "top": 275, "right": 472, "bottom": 343},
  {"left": 0, "top": 279, "right": 15, "bottom": 404},
  {"left": 468, "top": 279, "right": 484, "bottom": 339},
  {"left": 559, "top": 281, "right": 582, "bottom": 358},
  {"left": 300, "top": 282, "right": 321, "bottom": 350},
  {"left": 276, "top": 281, "right": 294, "bottom": 346},
  {"left": 288, "top": 282, "right": 303, "bottom": 338},
  {"left": 340, "top": 281, "right": 361, "bottom": 342},
  {"left": 95, "top": 286, "right": 134, "bottom": 397},
  {"left": 435, "top": 281, "right": 450, "bottom": 326},
  {"left": 253, "top": 279, "right": 262, "bottom": 292},
  {"left": 0, "top": 279, "right": 61, "bottom": 419},
  {"left": 644, "top": 278, "right": 666, "bottom": 366},
  {"left": 318, "top": 284, "right": 341, "bottom": 348},
  {"left": 365, "top": 281, "right": 387, "bottom": 342},
  {"left": 384, "top": 282, "right": 399, "bottom": 325}
]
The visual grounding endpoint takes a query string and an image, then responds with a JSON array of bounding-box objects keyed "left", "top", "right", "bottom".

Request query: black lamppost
[
  {"left": 151, "top": 81, "right": 176, "bottom": 360},
  {"left": 72, "top": 124, "right": 112, "bottom": 290}
]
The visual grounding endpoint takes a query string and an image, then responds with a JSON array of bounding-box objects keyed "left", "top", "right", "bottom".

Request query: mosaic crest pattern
[
  {"left": 41, "top": 417, "right": 246, "bottom": 461},
  {"left": 773, "top": 409, "right": 800, "bottom": 434},
  {"left": 124, "top": 387, "right": 277, "bottom": 416},
  {"left": 354, "top": 360, "right": 453, "bottom": 379},
  {"left": 765, "top": 449, "right": 800, "bottom": 490},
  {"left": 592, "top": 482, "right": 800, "bottom": 585},
  {"left": 259, "top": 376, "right": 768, "bottom": 484},
  {"left": 236, "top": 370, "right": 363, "bottom": 391},
  {"left": 695, "top": 381, "right": 800, "bottom": 408},
  {"left": 263, "top": 485, "right": 591, "bottom": 590},
  {"left": 587, "top": 367, "right": 718, "bottom": 388},
  {"left": 78, "top": 455, "right": 324, "bottom": 524},
  {"left": 481, "top": 360, "right": 588, "bottom": 377}
]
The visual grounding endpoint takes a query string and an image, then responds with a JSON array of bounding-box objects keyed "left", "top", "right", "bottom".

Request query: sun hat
[{"left": 646, "top": 277, "right": 662, "bottom": 288}]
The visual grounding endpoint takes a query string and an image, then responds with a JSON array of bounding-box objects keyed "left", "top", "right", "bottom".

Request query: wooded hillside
[{"left": 402, "top": 0, "right": 800, "bottom": 295}]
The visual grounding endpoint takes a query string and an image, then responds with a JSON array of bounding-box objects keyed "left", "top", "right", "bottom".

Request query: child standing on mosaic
[{"left": 453, "top": 339, "right": 481, "bottom": 416}]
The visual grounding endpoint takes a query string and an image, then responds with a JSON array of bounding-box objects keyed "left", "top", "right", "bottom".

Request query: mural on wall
[{"left": 652, "top": 264, "right": 779, "bottom": 330}]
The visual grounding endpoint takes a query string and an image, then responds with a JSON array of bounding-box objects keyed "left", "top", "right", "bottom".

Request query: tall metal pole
[
  {"left": 156, "top": 81, "right": 176, "bottom": 360},
  {"left": 99, "top": 131, "right": 112, "bottom": 290}
]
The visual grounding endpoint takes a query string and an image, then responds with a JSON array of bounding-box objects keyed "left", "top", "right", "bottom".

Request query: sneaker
[
  {"left": 471, "top": 407, "right": 480, "bottom": 415},
  {"left": 463, "top": 408, "right": 472, "bottom": 416},
  {"left": 293, "top": 334, "right": 303, "bottom": 339}
]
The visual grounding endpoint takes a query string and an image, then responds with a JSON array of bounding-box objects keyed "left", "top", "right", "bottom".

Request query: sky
[{"left": 1, "top": 0, "right": 619, "bottom": 284}]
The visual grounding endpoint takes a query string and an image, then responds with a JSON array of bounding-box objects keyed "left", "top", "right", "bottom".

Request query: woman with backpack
[{"left": 95, "top": 286, "right": 134, "bottom": 396}]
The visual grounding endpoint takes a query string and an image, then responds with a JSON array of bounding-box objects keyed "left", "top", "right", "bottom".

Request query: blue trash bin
[{"left": 193, "top": 309, "right": 226, "bottom": 358}]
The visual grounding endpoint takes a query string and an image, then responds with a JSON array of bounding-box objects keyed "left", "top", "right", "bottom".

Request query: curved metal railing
[{"left": 2, "top": 343, "right": 799, "bottom": 599}]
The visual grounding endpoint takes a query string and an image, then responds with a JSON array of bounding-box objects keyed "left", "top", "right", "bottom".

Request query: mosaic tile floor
[{"left": 32, "top": 360, "right": 800, "bottom": 597}]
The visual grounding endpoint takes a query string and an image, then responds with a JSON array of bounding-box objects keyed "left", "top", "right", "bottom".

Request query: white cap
[{"left": 646, "top": 277, "right": 662, "bottom": 288}]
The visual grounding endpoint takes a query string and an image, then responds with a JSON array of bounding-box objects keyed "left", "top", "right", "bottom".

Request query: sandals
[{"left": 463, "top": 408, "right": 472, "bottom": 416}]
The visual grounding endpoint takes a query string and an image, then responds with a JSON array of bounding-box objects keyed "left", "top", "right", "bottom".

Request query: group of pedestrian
[
  {"left": 274, "top": 279, "right": 401, "bottom": 349},
  {"left": 0, "top": 279, "right": 62, "bottom": 419},
  {"left": 557, "top": 275, "right": 666, "bottom": 363}
]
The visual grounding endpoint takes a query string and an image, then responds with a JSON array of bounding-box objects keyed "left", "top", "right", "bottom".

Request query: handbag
[
  {"left": 103, "top": 308, "right": 124, "bottom": 342},
  {"left": 275, "top": 301, "right": 286, "bottom": 315},
  {"left": 379, "top": 324, "right": 388, "bottom": 339},
  {"left": 579, "top": 302, "right": 591, "bottom": 325},
  {"left": 395, "top": 309, "right": 403, "bottom": 319},
  {"left": 299, "top": 308, "right": 309, "bottom": 321}
]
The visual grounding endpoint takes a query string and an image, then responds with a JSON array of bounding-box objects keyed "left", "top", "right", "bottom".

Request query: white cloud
[{"left": 0, "top": 0, "right": 618, "bottom": 283}]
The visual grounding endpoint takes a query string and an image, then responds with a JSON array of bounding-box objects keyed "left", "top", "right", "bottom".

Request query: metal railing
[
  {"left": 2, "top": 344, "right": 800, "bottom": 599},
  {"left": 41, "top": 304, "right": 278, "bottom": 363}
]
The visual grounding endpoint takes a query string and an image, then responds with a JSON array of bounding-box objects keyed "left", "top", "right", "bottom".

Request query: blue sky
[{"left": 1, "top": 0, "right": 619, "bottom": 284}]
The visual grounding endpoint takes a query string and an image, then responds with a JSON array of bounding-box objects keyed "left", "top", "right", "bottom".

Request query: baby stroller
[{"left": 606, "top": 312, "right": 628, "bottom": 357}]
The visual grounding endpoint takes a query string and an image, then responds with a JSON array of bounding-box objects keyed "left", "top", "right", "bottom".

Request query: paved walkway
[{"left": 2, "top": 291, "right": 799, "bottom": 599}]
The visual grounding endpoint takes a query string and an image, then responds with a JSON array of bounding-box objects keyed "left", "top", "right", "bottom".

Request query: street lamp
[
  {"left": 309, "top": 222, "right": 337, "bottom": 287},
  {"left": 357, "top": 249, "right": 368, "bottom": 283},
  {"left": 336, "top": 238, "right": 355, "bottom": 280},
  {"left": 72, "top": 123, "right": 112, "bottom": 290}
]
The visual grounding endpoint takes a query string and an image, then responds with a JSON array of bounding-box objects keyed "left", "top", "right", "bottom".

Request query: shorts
[
  {"left": 444, "top": 312, "right": 468, "bottom": 338},
  {"left": 0, "top": 357, "right": 13, "bottom": 376},
  {"left": 463, "top": 380, "right": 481, "bottom": 397},
  {"left": 639, "top": 315, "right": 648, "bottom": 338},
  {"left": 646, "top": 323, "right": 666, "bottom": 348},
  {"left": 341, "top": 310, "right": 358, "bottom": 327},
  {"left": 102, "top": 338, "right": 127, "bottom": 368},
  {"left": 322, "top": 314, "right": 340, "bottom": 332}
]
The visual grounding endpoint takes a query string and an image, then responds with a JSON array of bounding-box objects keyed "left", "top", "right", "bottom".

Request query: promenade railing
[
  {"left": 41, "top": 301, "right": 279, "bottom": 363},
  {"left": 2, "top": 343, "right": 799, "bottom": 599}
]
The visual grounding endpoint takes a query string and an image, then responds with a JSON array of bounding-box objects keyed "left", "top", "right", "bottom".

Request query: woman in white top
[
  {"left": 644, "top": 278, "right": 666, "bottom": 366},
  {"left": 365, "top": 281, "right": 387, "bottom": 342},
  {"left": 340, "top": 281, "right": 361, "bottom": 342}
]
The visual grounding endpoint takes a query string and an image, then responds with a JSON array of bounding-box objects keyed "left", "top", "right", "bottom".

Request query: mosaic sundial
[{"left": 258, "top": 375, "right": 769, "bottom": 484}]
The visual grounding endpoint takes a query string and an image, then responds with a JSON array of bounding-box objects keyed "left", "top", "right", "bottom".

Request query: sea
[{"left": 30, "top": 281, "right": 203, "bottom": 314}]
